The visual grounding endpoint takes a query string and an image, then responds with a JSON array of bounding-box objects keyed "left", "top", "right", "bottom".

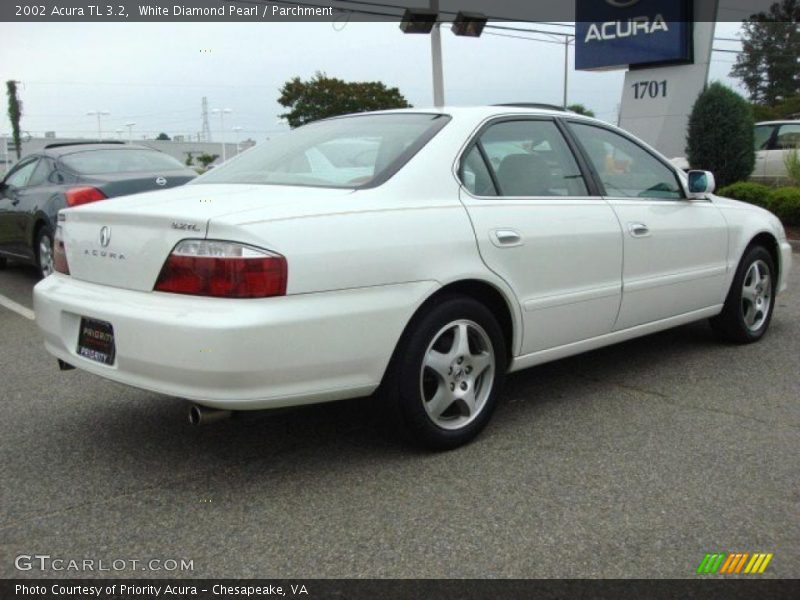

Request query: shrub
[
  {"left": 783, "top": 147, "right": 800, "bottom": 186},
  {"left": 717, "top": 182, "right": 773, "bottom": 209},
  {"left": 686, "top": 82, "right": 755, "bottom": 188},
  {"left": 769, "top": 187, "right": 800, "bottom": 226}
]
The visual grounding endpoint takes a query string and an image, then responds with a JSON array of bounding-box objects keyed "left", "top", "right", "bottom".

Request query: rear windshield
[
  {"left": 195, "top": 113, "right": 450, "bottom": 189},
  {"left": 61, "top": 149, "right": 187, "bottom": 174}
]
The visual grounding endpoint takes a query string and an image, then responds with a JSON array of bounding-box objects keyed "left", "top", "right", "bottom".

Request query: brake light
[
  {"left": 65, "top": 186, "right": 106, "bottom": 207},
  {"left": 154, "top": 240, "right": 287, "bottom": 298},
  {"left": 53, "top": 225, "right": 70, "bottom": 275}
]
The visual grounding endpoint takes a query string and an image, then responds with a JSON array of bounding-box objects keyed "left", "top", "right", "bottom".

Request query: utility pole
[
  {"left": 87, "top": 110, "right": 110, "bottom": 139},
  {"left": 562, "top": 36, "right": 575, "bottom": 108},
  {"left": 211, "top": 108, "right": 232, "bottom": 161},
  {"left": 201, "top": 97, "right": 212, "bottom": 142}
]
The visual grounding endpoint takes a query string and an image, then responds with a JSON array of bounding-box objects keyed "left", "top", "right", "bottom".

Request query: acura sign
[{"left": 576, "top": 0, "right": 693, "bottom": 71}]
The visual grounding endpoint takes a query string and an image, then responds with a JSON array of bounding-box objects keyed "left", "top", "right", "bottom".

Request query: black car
[{"left": 0, "top": 142, "right": 197, "bottom": 278}]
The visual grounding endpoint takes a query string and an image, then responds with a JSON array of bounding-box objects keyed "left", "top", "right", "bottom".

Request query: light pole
[
  {"left": 400, "top": 7, "right": 486, "bottom": 108},
  {"left": 115, "top": 128, "right": 124, "bottom": 140},
  {"left": 233, "top": 126, "right": 243, "bottom": 155},
  {"left": 211, "top": 108, "right": 232, "bottom": 161},
  {"left": 430, "top": 1, "right": 444, "bottom": 107},
  {"left": 562, "top": 36, "right": 575, "bottom": 108},
  {"left": 86, "top": 110, "right": 111, "bottom": 139},
  {"left": 124, "top": 122, "right": 136, "bottom": 143}
]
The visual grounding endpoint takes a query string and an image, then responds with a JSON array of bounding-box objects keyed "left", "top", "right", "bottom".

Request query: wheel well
[
  {"left": 415, "top": 280, "right": 515, "bottom": 359},
  {"left": 749, "top": 232, "right": 780, "bottom": 280}
]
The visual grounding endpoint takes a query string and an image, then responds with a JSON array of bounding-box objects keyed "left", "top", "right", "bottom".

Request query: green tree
[
  {"left": 278, "top": 72, "right": 411, "bottom": 128},
  {"left": 6, "top": 80, "right": 22, "bottom": 160},
  {"left": 156, "top": 132, "right": 171, "bottom": 141},
  {"left": 731, "top": 0, "right": 800, "bottom": 106},
  {"left": 185, "top": 151, "right": 195, "bottom": 166},
  {"left": 196, "top": 153, "right": 218, "bottom": 170},
  {"left": 686, "top": 82, "right": 755, "bottom": 188},
  {"left": 567, "top": 103, "right": 595, "bottom": 117}
]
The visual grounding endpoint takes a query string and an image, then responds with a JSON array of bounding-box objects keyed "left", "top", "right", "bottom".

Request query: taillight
[
  {"left": 53, "top": 224, "right": 70, "bottom": 275},
  {"left": 154, "top": 240, "right": 287, "bottom": 298},
  {"left": 65, "top": 186, "right": 106, "bottom": 207}
]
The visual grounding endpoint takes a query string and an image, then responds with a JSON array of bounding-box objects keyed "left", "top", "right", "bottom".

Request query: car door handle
[
  {"left": 491, "top": 229, "right": 523, "bottom": 247},
  {"left": 628, "top": 222, "right": 650, "bottom": 237}
]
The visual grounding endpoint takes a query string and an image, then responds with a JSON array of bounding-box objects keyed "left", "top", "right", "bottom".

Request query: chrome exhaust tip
[{"left": 188, "top": 404, "right": 232, "bottom": 425}]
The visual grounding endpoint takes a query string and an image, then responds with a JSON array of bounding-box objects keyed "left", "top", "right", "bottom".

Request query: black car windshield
[
  {"left": 61, "top": 148, "right": 187, "bottom": 174},
  {"left": 194, "top": 113, "right": 450, "bottom": 189}
]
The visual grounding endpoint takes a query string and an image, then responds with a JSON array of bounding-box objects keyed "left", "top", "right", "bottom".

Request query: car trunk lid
[
  {"left": 60, "top": 183, "right": 353, "bottom": 291},
  {"left": 82, "top": 169, "right": 197, "bottom": 198}
]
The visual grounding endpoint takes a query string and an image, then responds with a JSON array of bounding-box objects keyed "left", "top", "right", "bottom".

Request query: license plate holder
[{"left": 77, "top": 317, "right": 116, "bottom": 366}]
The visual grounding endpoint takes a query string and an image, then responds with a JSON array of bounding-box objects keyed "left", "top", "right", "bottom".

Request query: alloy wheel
[
  {"left": 741, "top": 259, "right": 771, "bottom": 332},
  {"left": 419, "top": 319, "right": 495, "bottom": 430},
  {"left": 39, "top": 234, "right": 54, "bottom": 278}
]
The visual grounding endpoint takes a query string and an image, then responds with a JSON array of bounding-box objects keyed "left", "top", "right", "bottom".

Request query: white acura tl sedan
[{"left": 34, "top": 105, "right": 792, "bottom": 449}]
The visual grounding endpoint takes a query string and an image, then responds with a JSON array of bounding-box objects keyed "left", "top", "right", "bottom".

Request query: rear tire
[
  {"left": 710, "top": 245, "right": 776, "bottom": 343},
  {"left": 382, "top": 295, "right": 507, "bottom": 450},
  {"left": 35, "top": 227, "right": 55, "bottom": 279}
]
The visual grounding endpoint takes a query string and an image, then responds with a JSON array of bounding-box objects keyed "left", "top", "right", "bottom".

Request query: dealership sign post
[{"left": 576, "top": 0, "right": 719, "bottom": 159}]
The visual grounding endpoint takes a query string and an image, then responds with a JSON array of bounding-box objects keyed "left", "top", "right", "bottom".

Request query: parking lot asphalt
[{"left": 1, "top": 257, "right": 798, "bottom": 579}]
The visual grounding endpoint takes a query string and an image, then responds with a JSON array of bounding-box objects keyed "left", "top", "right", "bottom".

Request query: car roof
[
  {"left": 362, "top": 105, "right": 576, "bottom": 118},
  {"left": 43, "top": 143, "right": 159, "bottom": 158},
  {"left": 756, "top": 120, "right": 799, "bottom": 126}
]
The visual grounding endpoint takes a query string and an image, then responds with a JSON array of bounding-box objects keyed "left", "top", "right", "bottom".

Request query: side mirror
[{"left": 687, "top": 170, "right": 715, "bottom": 197}]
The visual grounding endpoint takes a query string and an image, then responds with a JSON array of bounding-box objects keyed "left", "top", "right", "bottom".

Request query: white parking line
[{"left": 0, "top": 293, "right": 35, "bottom": 320}]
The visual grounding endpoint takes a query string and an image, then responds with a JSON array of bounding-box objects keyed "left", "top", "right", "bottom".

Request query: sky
[{"left": 0, "top": 20, "right": 746, "bottom": 143}]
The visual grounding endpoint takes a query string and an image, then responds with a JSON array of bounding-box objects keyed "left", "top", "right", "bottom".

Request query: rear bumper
[
  {"left": 778, "top": 241, "right": 792, "bottom": 294},
  {"left": 34, "top": 274, "right": 436, "bottom": 409}
]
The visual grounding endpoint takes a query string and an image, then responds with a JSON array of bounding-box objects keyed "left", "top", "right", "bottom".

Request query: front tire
[
  {"left": 35, "top": 227, "right": 55, "bottom": 279},
  {"left": 383, "top": 296, "right": 507, "bottom": 450},
  {"left": 710, "top": 245, "right": 776, "bottom": 343}
]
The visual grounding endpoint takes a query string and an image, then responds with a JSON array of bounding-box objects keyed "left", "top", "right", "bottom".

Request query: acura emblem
[
  {"left": 99, "top": 226, "right": 111, "bottom": 247},
  {"left": 155, "top": 176, "right": 167, "bottom": 186}
]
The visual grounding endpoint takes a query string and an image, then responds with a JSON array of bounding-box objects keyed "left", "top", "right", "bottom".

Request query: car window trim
[
  {"left": 456, "top": 115, "right": 599, "bottom": 200},
  {"left": 563, "top": 118, "right": 688, "bottom": 201}
]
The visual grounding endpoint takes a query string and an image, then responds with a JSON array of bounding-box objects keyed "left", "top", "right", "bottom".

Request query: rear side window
[
  {"left": 460, "top": 120, "right": 588, "bottom": 197},
  {"left": 61, "top": 149, "right": 186, "bottom": 174},
  {"left": 754, "top": 125, "right": 776, "bottom": 150},
  {"left": 569, "top": 122, "right": 684, "bottom": 200},
  {"left": 460, "top": 146, "right": 497, "bottom": 196},
  {"left": 28, "top": 157, "right": 55, "bottom": 186}
]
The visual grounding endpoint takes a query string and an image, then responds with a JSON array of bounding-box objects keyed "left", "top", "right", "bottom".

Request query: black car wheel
[
  {"left": 35, "top": 227, "right": 55, "bottom": 279},
  {"left": 382, "top": 295, "right": 507, "bottom": 450},
  {"left": 710, "top": 245, "right": 776, "bottom": 343}
]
